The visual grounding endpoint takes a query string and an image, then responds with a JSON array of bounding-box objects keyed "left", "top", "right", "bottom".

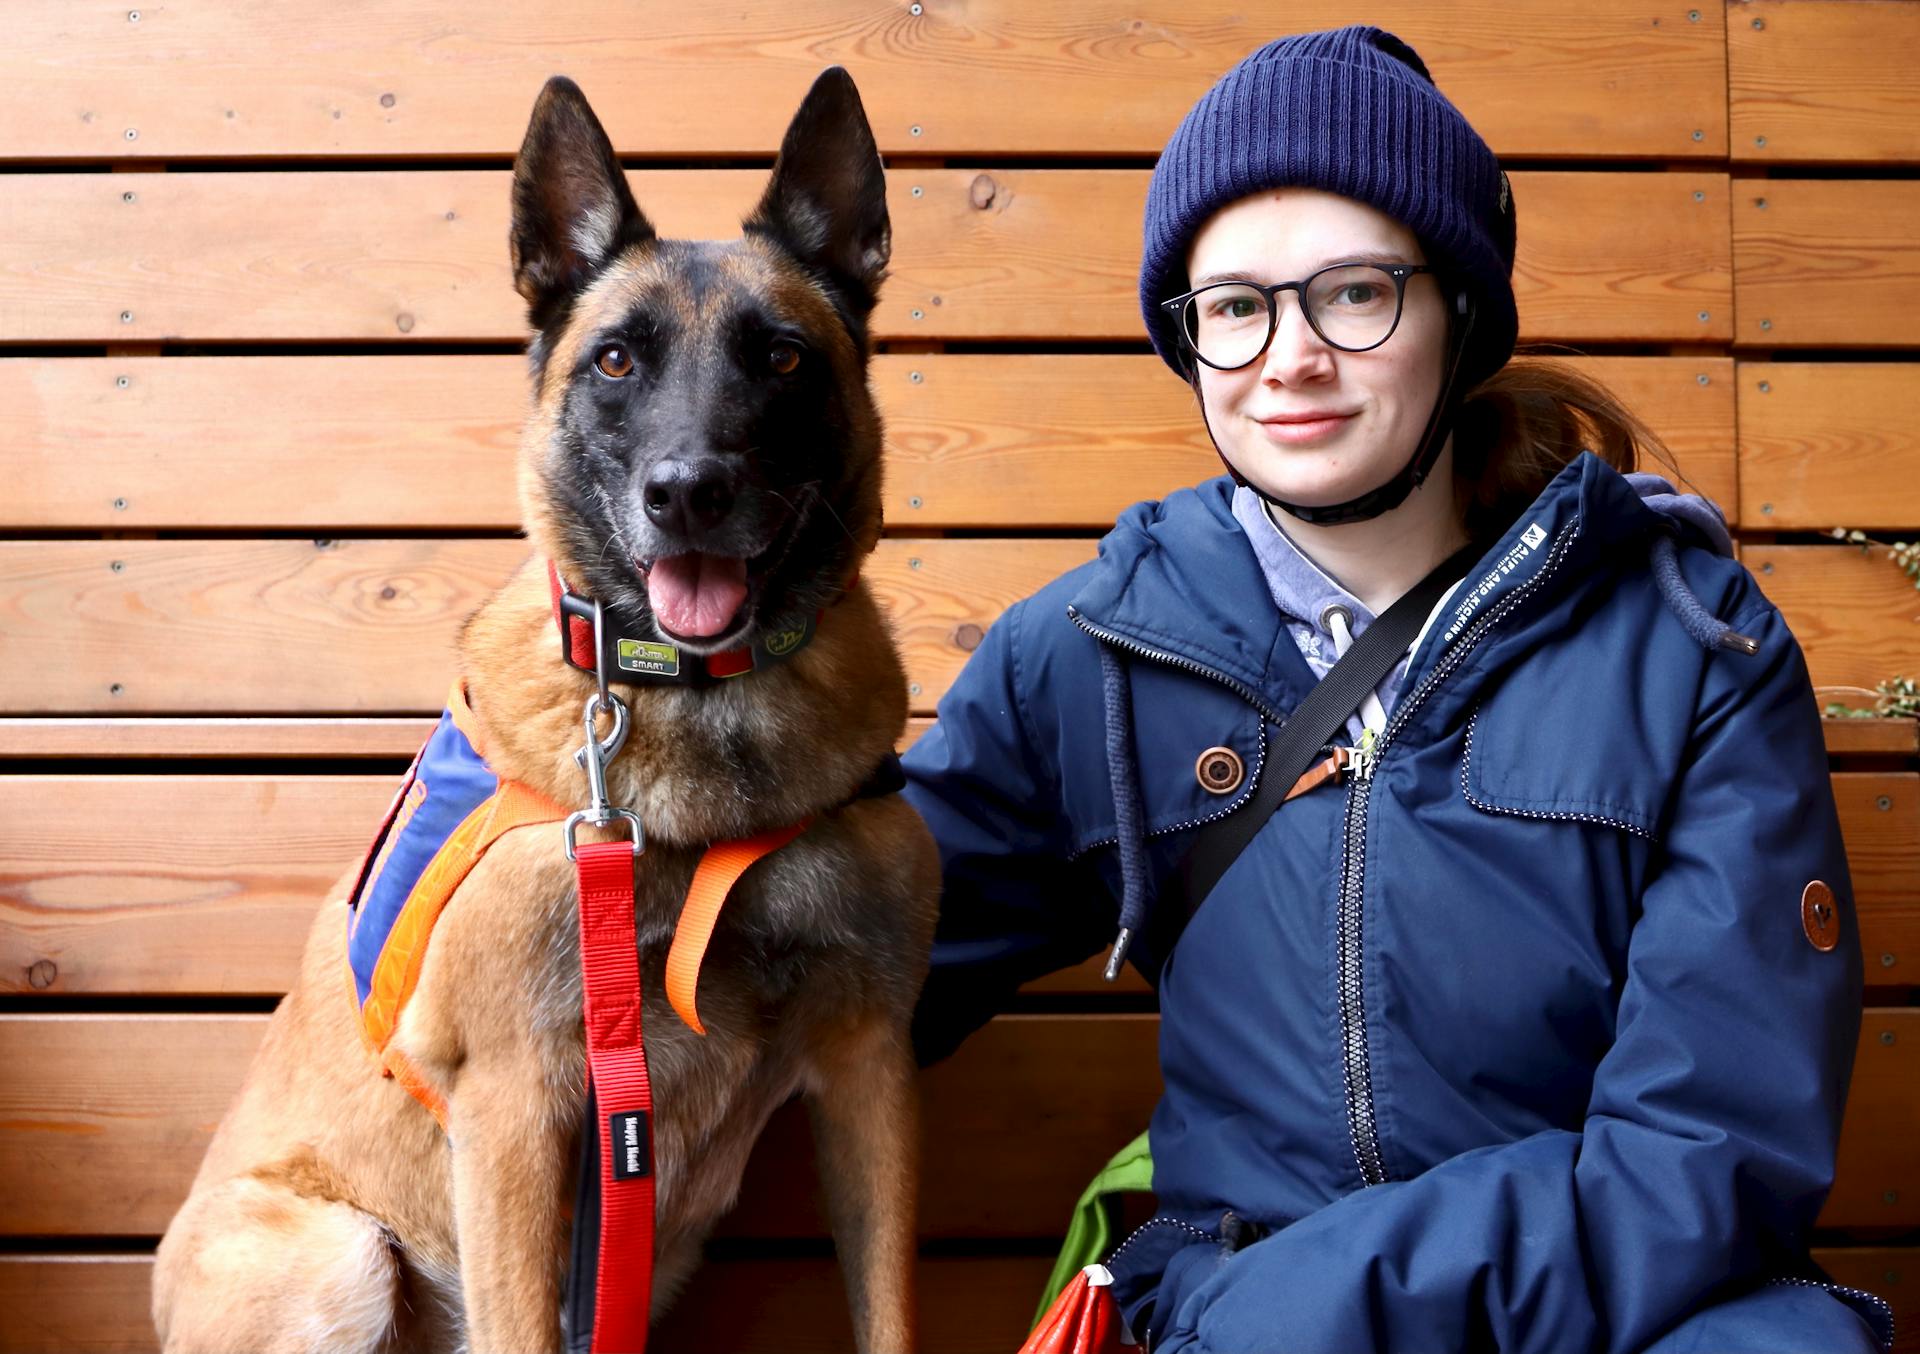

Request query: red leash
[{"left": 575, "top": 837, "right": 655, "bottom": 1354}]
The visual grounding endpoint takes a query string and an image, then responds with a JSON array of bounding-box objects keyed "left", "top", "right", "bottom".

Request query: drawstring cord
[
  {"left": 1100, "top": 644, "right": 1152, "bottom": 980},
  {"left": 1648, "top": 530, "right": 1759, "bottom": 655}
]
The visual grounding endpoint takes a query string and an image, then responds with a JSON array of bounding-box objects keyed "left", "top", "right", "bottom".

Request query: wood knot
[
  {"left": 27, "top": 959, "right": 57, "bottom": 990},
  {"left": 968, "top": 173, "right": 998, "bottom": 210},
  {"left": 954, "top": 623, "right": 984, "bottom": 652}
]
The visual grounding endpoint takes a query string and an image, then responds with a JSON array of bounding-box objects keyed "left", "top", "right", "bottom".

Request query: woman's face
[{"left": 1183, "top": 188, "right": 1451, "bottom": 508}]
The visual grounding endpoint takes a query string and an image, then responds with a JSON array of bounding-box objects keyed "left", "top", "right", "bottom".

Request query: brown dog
[{"left": 153, "top": 69, "right": 939, "bottom": 1353}]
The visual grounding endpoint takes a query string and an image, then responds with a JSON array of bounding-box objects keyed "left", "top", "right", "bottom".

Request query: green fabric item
[{"left": 1033, "top": 1131, "right": 1156, "bottom": 1327}]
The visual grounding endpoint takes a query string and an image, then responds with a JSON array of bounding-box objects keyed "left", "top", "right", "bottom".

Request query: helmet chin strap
[{"left": 1191, "top": 294, "right": 1478, "bottom": 527}]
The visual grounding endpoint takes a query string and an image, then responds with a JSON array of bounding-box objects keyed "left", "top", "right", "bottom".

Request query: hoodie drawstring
[
  {"left": 1647, "top": 530, "right": 1760, "bottom": 655},
  {"left": 1099, "top": 644, "right": 1153, "bottom": 980}
]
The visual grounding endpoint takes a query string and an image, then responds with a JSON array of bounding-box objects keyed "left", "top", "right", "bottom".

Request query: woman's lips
[{"left": 1256, "top": 412, "right": 1356, "bottom": 445}]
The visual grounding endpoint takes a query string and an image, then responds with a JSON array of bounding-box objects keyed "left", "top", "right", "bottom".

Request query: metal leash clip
[{"left": 564, "top": 598, "right": 646, "bottom": 861}]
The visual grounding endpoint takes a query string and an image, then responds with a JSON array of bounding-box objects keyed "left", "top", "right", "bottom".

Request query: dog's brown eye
[
  {"left": 595, "top": 344, "right": 634, "bottom": 379},
  {"left": 769, "top": 343, "right": 802, "bottom": 375}
]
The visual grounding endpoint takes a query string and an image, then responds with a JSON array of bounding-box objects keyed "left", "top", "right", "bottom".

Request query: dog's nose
[{"left": 642, "top": 459, "right": 737, "bottom": 535}]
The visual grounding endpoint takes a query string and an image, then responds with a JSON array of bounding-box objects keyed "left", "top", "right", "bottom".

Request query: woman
[{"left": 900, "top": 25, "right": 1892, "bottom": 1354}]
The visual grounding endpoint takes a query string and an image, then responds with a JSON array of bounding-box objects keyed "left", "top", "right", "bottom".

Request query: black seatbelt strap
[{"left": 1166, "top": 538, "right": 1484, "bottom": 930}]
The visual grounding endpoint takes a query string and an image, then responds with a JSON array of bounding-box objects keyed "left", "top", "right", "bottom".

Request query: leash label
[
  {"left": 609, "top": 1109, "right": 652, "bottom": 1180},
  {"left": 617, "top": 638, "right": 680, "bottom": 678}
]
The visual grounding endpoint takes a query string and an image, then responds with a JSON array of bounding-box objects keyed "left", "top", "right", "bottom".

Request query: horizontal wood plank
[
  {"left": 6, "top": 1248, "right": 1916, "bottom": 1354},
  {"left": 0, "top": 537, "right": 1093, "bottom": 716},
  {"left": 10, "top": 538, "right": 1910, "bottom": 722},
  {"left": 1731, "top": 182, "right": 1920, "bottom": 349},
  {"left": 0, "top": 1, "right": 1727, "bottom": 161},
  {"left": 9, "top": 709, "right": 1903, "bottom": 765},
  {"left": 1829, "top": 1010, "right": 1920, "bottom": 1231},
  {"left": 0, "top": 354, "right": 1738, "bottom": 531},
  {"left": 0, "top": 1254, "right": 157, "bottom": 1354},
  {"left": 1749, "top": 544, "right": 1920, "bottom": 697},
  {"left": 0, "top": 1013, "right": 1163, "bottom": 1239},
  {"left": 1834, "top": 774, "right": 1920, "bottom": 983},
  {"left": 1822, "top": 716, "right": 1920, "bottom": 759},
  {"left": 0, "top": 171, "right": 1732, "bottom": 344},
  {"left": 0, "top": 1012, "right": 1911, "bottom": 1238},
  {"left": 0, "top": 717, "right": 439, "bottom": 760},
  {"left": 1728, "top": 0, "right": 1920, "bottom": 166},
  {"left": 6, "top": 770, "right": 1910, "bottom": 997},
  {"left": 1737, "top": 364, "right": 1920, "bottom": 531}
]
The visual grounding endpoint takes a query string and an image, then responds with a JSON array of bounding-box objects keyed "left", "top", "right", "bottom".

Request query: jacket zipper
[
  {"left": 1336, "top": 519, "right": 1580, "bottom": 1186},
  {"left": 1066, "top": 608, "right": 1284, "bottom": 725},
  {"left": 1767, "top": 1276, "right": 1895, "bottom": 1349}
]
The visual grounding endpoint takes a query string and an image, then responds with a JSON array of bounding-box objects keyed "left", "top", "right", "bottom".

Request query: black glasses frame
[{"left": 1160, "top": 262, "right": 1437, "bottom": 370}]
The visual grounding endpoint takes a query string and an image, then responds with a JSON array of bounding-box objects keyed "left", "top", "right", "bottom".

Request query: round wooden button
[
  {"left": 1801, "top": 880, "right": 1840, "bottom": 952},
  {"left": 1195, "top": 745, "right": 1245, "bottom": 796}
]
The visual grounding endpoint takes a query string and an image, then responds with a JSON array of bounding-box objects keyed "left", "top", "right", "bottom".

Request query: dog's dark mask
[{"left": 508, "top": 69, "right": 890, "bottom": 655}]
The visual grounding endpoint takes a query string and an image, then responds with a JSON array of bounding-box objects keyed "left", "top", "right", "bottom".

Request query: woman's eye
[
  {"left": 1335, "top": 284, "right": 1383, "bottom": 306},
  {"left": 769, "top": 343, "right": 802, "bottom": 375},
  {"left": 1207, "top": 296, "right": 1262, "bottom": 322},
  {"left": 595, "top": 344, "right": 634, "bottom": 379}
]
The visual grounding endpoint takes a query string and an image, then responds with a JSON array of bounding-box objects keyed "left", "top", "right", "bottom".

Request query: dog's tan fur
[{"left": 154, "top": 73, "right": 938, "bottom": 1354}]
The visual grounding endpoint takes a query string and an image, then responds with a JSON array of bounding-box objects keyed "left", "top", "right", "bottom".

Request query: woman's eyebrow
[{"left": 1191, "top": 250, "right": 1417, "bottom": 287}]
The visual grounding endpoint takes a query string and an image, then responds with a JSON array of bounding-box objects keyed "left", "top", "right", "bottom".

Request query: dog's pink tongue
[{"left": 645, "top": 554, "right": 749, "bottom": 638}]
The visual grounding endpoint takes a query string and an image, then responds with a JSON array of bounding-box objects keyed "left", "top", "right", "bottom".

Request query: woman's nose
[{"left": 1260, "top": 294, "right": 1336, "bottom": 385}]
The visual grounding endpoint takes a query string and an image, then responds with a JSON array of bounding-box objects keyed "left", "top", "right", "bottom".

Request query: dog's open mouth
[
  {"left": 634, "top": 483, "right": 818, "bottom": 644},
  {"left": 638, "top": 554, "right": 752, "bottom": 640}
]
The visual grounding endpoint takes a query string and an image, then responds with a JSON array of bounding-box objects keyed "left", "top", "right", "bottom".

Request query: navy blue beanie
[{"left": 1140, "top": 25, "right": 1518, "bottom": 391}]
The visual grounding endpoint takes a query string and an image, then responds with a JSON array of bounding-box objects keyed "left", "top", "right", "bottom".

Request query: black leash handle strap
[{"left": 1170, "top": 538, "right": 1484, "bottom": 927}]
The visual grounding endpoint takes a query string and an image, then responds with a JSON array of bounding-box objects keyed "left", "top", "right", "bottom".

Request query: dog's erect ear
[
  {"left": 509, "top": 76, "right": 655, "bottom": 329},
  {"left": 744, "top": 67, "right": 891, "bottom": 311}
]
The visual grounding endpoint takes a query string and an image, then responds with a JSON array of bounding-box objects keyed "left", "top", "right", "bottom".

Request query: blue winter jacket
[{"left": 903, "top": 452, "right": 1890, "bottom": 1352}]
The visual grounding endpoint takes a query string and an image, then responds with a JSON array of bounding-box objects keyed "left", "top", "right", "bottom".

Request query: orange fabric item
[
  {"left": 664, "top": 819, "right": 811, "bottom": 1034},
  {"left": 1018, "top": 1267, "right": 1128, "bottom": 1354},
  {"left": 359, "top": 776, "right": 571, "bottom": 1053}
]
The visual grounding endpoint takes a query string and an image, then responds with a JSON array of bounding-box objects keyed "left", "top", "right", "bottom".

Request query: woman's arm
[
  {"left": 902, "top": 596, "right": 1112, "bottom": 1067},
  {"left": 1152, "top": 598, "right": 1865, "bottom": 1354}
]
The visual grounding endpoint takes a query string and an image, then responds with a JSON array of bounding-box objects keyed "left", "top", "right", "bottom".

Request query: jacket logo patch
[
  {"left": 1442, "top": 520, "right": 1548, "bottom": 645},
  {"left": 1801, "top": 880, "right": 1840, "bottom": 952},
  {"left": 609, "top": 1109, "right": 652, "bottom": 1180}
]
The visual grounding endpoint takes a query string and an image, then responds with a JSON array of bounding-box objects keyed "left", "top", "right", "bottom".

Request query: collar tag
[{"left": 617, "top": 638, "right": 682, "bottom": 678}]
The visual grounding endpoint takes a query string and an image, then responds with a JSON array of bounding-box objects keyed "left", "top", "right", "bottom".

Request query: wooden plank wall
[{"left": 1, "top": 3, "right": 1916, "bottom": 1350}]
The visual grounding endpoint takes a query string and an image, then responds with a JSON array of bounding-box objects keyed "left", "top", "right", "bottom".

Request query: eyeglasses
[{"left": 1160, "top": 262, "right": 1436, "bottom": 371}]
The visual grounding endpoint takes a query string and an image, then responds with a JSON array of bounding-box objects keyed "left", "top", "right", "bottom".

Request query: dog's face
[{"left": 508, "top": 70, "right": 890, "bottom": 654}]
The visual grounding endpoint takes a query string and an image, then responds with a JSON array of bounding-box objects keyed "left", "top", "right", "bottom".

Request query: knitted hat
[{"left": 1139, "top": 25, "right": 1517, "bottom": 391}]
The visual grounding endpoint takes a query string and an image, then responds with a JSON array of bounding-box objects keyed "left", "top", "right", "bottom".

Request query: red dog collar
[{"left": 548, "top": 561, "right": 854, "bottom": 686}]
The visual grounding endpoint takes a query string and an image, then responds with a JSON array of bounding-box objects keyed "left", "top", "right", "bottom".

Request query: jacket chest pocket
[{"left": 1457, "top": 655, "right": 1689, "bottom": 844}]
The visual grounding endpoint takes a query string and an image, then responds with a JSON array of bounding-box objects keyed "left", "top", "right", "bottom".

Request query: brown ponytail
[{"left": 1451, "top": 354, "right": 1689, "bottom": 542}]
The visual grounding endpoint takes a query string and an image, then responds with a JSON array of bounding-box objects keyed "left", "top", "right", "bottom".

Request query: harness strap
[
  {"left": 665, "top": 819, "right": 811, "bottom": 1034},
  {"left": 575, "top": 839, "right": 656, "bottom": 1354}
]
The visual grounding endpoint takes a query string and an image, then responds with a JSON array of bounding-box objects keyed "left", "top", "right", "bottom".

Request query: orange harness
[{"left": 344, "top": 680, "right": 806, "bottom": 1125}]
